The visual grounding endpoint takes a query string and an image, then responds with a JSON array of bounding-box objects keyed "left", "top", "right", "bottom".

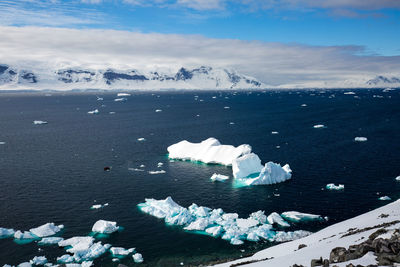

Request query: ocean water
[{"left": 0, "top": 89, "right": 399, "bottom": 266}]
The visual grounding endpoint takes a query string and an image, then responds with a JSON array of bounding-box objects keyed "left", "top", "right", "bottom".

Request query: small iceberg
[
  {"left": 137, "top": 138, "right": 146, "bottom": 142},
  {"left": 29, "top": 222, "right": 64, "bottom": 238},
  {"left": 58, "top": 236, "right": 110, "bottom": 262},
  {"left": 148, "top": 170, "right": 166, "bottom": 174},
  {"left": 87, "top": 109, "right": 99, "bottom": 114},
  {"left": 90, "top": 203, "right": 108, "bottom": 210},
  {"left": 155, "top": 109, "right": 162, "bottom": 112},
  {"left": 267, "top": 212, "right": 290, "bottom": 227},
  {"left": 133, "top": 253, "right": 144, "bottom": 263},
  {"left": 395, "top": 176, "right": 400, "bottom": 181},
  {"left": 281, "top": 211, "right": 323, "bottom": 223},
  {"left": 301, "top": 104, "right": 307, "bottom": 107},
  {"left": 271, "top": 131, "right": 279, "bottom": 134},
  {"left": 313, "top": 124, "right": 325, "bottom": 128},
  {"left": 344, "top": 91, "right": 356, "bottom": 95},
  {"left": 38, "top": 237, "right": 64, "bottom": 245},
  {"left": 210, "top": 173, "right": 229, "bottom": 182},
  {"left": 114, "top": 98, "right": 127, "bottom": 102},
  {"left": 326, "top": 183, "right": 344, "bottom": 190},
  {"left": 91, "top": 220, "right": 119, "bottom": 234},
  {"left": 14, "top": 230, "right": 36, "bottom": 240},
  {"left": 33, "top": 120, "right": 48, "bottom": 125},
  {"left": 96, "top": 97, "right": 103, "bottom": 101},
  {"left": 354, "top": 137, "right": 367, "bottom": 142},
  {"left": 57, "top": 254, "right": 74, "bottom": 263},
  {"left": 110, "top": 247, "right": 135, "bottom": 256},
  {"left": 379, "top": 196, "right": 391, "bottom": 201},
  {"left": 236, "top": 162, "right": 292, "bottom": 186},
  {"left": 30, "top": 256, "right": 47, "bottom": 265},
  {"left": 0, "top": 227, "right": 15, "bottom": 238},
  {"left": 117, "top": 93, "right": 131, "bottom": 97},
  {"left": 0, "top": 141, "right": 6, "bottom": 145},
  {"left": 157, "top": 162, "right": 163, "bottom": 168}
]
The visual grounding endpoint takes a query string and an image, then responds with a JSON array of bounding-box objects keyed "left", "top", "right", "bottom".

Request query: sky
[{"left": 0, "top": 0, "right": 399, "bottom": 87}]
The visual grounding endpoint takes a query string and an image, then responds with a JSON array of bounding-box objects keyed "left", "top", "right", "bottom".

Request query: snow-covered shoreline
[{"left": 211, "top": 199, "right": 400, "bottom": 267}]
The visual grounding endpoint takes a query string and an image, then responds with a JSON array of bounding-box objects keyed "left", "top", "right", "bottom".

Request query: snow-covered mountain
[
  {"left": 0, "top": 64, "right": 265, "bottom": 90},
  {"left": 366, "top": 75, "right": 400, "bottom": 87}
]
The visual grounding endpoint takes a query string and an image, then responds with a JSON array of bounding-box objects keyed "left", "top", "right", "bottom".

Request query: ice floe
[
  {"left": 30, "top": 256, "right": 47, "bottom": 265},
  {"left": 91, "top": 220, "right": 119, "bottom": 234},
  {"left": 0, "top": 141, "right": 6, "bottom": 145},
  {"left": 29, "top": 223, "right": 63, "bottom": 238},
  {"left": 210, "top": 173, "right": 229, "bottom": 182},
  {"left": 114, "top": 98, "right": 127, "bottom": 102},
  {"left": 137, "top": 138, "right": 146, "bottom": 142},
  {"left": 117, "top": 93, "right": 131, "bottom": 97},
  {"left": 87, "top": 109, "right": 99, "bottom": 114},
  {"left": 281, "top": 211, "right": 323, "bottom": 223},
  {"left": 110, "top": 247, "right": 135, "bottom": 256},
  {"left": 132, "top": 253, "right": 144, "bottom": 263},
  {"left": 57, "top": 254, "right": 74, "bottom": 264},
  {"left": 58, "top": 236, "right": 111, "bottom": 262},
  {"left": 138, "top": 197, "right": 316, "bottom": 246},
  {"left": 354, "top": 137, "right": 367, "bottom": 142},
  {"left": 33, "top": 120, "right": 48, "bottom": 125},
  {"left": 14, "top": 230, "right": 36, "bottom": 240},
  {"left": 326, "top": 183, "right": 344, "bottom": 190},
  {"left": 271, "top": 131, "right": 279, "bottom": 134},
  {"left": 396, "top": 176, "right": 400, "bottom": 181},
  {"left": 155, "top": 109, "right": 162, "bottom": 112},
  {"left": 148, "top": 170, "right": 166, "bottom": 174},
  {"left": 38, "top": 237, "right": 64, "bottom": 245},
  {"left": 313, "top": 124, "right": 325, "bottom": 128},
  {"left": 379, "top": 196, "right": 391, "bottom": 201},
  {"left": 0, "top": 227, "right": 15, "bottom": 238},
  {"left": 344, "top": 92, "right": 356, "bottom": 95},
  {"left": 157, "top": 162, "right": 163, "bottom": 167}
]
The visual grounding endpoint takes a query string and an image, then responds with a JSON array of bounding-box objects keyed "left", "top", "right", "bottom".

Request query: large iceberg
[
  {"left": 138, "top": 197, "right": 318, "bottom": 246},
  {"left": 167, "top": 138, "right": 251, "bottom": 166},
  {"left": 29, "top": 223, "right": 64, "bottom": 237},
  {"left": 168, "top": 138, "right": 292, "bottom": 185}
]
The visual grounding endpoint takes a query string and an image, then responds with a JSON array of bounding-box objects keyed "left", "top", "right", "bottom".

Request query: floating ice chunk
[
  {"left": 188, "top": 204, "right": 211, "bottom": 217},
  {"left": 236, "top": 218, "right": 259, "bottom": 229},
  {"left": 81, "top": 261, "right": 94, "bottom": 267},
  {"left": 326, "top": 183, "right": 344, "bottom": 190},
  {"left": 133, "top": 253, "right": 144, "bottom": 263},
  {"left": 33, "top": 120, "right": 48, "bottom": 125},
  {"left": 137, "top": 138, "right": 146, "bottom": 142},
  {"left": 29, "top": 223, "right": 63, "bottom": 238},
  {"left": 301, "top": 104, "right": 307, "bottom": 107},
  {"left": 30, "top": 256, "right": 47, "bottom": 265},
  {"left": 148, "top": 170, "right": 166, "bottom": 174},
  {"left": 281, "top": 211, "right": 323, "bottom": 223},
  {"left": 110, "top": 247, "right": 135, "bottom": 256},
  {"left": 92, "top": 220, "right": 119, "bottom": 234},
  {"left": 224, "top": 106, "right": 230, "bottom": 109},
  {"left": 222, "top": 213, "right": 239, "bottom": 221},
  {"left": 230, "top": 238, "right": 243, "bottom": 245},
  {"left": 96, "top": 97, "right": 103, "bottom": 101},
  {"left": 273, "top": 230, "right": 311, "bottom": 242},
  {"left": 354, "top": 137, "right": 367, "bottom": 142},
  {"left": 267, "top": 212, "right": 290, "bottom": 227},
  {"left": 114, "top": 98, "right": 127, "bottom": 102},
  {"left": 232, "top": 153, "right": 263, "bottom": 179},
  {"left": 184, "top": 218, "right": 210, "bottom": 231},
  {"left": 229, "top": 122, "right": 235, "bottom": 125},
  {"left": 249, "top": 211, "right": 267, "bottom": 224},
  {"left": 90, "top": 203, "right": 108, "bottom": 210},
  {"left": 0, "top": 227, "right": 15, "bottom": 238},
  {"left": 59, "top": 236, "right": 94, "bottom": 254},
  {"left": 205, "top": 226, "right": 223, "bottom": 237},
  {"left": 14, "top": 230, "right": 36, "bottom": 239},
  {"left": 117, "top": 93, "right": 131, "bottom": 97},
  {"left": 271, "top": 131, "right": 279, "bottom": 134},
  {"left": 74, "top": 242, "right": 111, "bottom": 262},
  {"left": 157, "top": 162, "right": 163, "bottom": 168},
  {"left": 240, "top": 162, "right": 292, "bottom": 185},
  {"left": 87, "top": 109, "right": 99, "bottom": 114},
  {"left": 167, "top": 138, "right": 252, "bottom": 166},
  {"left": 379, "top": 196, "right": 391, "bottom": 201},
  {"left": 210, "top": 173, "right": 229, "bottom": 182},
  {"left": 396, "top": 176, "right": 400, "bottom": 181},
  {"left": 140, "top": 164, "right": 145, "bottom": 168},
  {"left": 344, "top": 91, "right": 355, "bottom": 95},
  {"left": 129, "top": 168, "right": 144, "bottom": 172},
  {"left": 155, "top": 109, "right": 162, "bottom": 112},
  {"left": 38, "top": 237, "right": 63, "bottom": 245},
  {"left": 313, "top": 124, "right": 325, "bottom": 128},
  {"left": 165, "top": 208, "right": 193, "bottom": 226},
  {"left": 57, "top": 254, "right": 74, "bottom": 264},
  {"left": 109, "top": 111, "right": 115, "bottom": 114},
  {"left": 17, "top": 262, "right": 32, "bottom": 267},
  {"left": 0, "top": 141, "right": 5, "bottom": 145}
]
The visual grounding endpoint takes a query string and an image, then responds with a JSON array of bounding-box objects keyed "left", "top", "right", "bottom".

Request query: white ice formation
[
  {"left": 33, "top": 120, "right": 48, "bottom": 125},
  {"left": 110, "top": 247, "right": 135, "bottom": 256},
  {"left": 91, "top": 220, "right": 119, "bottom": 234},
  {"left": 0, "top": 227, "right": 15, "bottom": 238},
  {"left": 29, "top": 223, "right": 64, "bottom": 238},
  {"left": 354, "top": 137, "right": 368, "bottom": 142},
  {"left": 281, "top": 212, "right": 324, "bottom": 223},
  {"left": 168, "top": 138, "right": 291, "bottom": 186},
  {"left": 138, "top": 197, "right": 315, "bottom": 246},
  {"left": 87, "top": 109, "right": 99, "bottom": 114},
  {"left": 326, "top": 183, "right": 344, "bottom": 190},
  {"left": 210, "top": 173, "right": 229, "bottom": 182}
]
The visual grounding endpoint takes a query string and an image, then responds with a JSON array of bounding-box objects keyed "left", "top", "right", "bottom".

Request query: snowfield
[{"left": 212, "top": 199, "right": 400, "bottom": 267}]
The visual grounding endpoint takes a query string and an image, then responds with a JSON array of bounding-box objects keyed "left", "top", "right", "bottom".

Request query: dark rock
[
  {"left": 298, "top": 244, "right": 307, "bottom": 250},
  {"left": 323, "top": 259, "right": 329, "bottom": 267},
  {"left": 330, "top": 247, "right": 348, "bottom": 263},
  {"left": 175, "top": 67, "right": 193, "bottom": 81},
  {"left": 103, "top": 70, "right": 148, "bottom": 84},
  {"left": 368, "top": 228, "right": 387, "bottom": 240},
  {"left": 310, "top": 257, "right": 323, "bottom": 267}
]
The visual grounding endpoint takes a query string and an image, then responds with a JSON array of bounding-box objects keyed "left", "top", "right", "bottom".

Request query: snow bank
[
  {"left": 29, "top": 222, "right": 63, "bottom": 237},
  {"left": 91, "top": 220, "right": 119, "bottom": 234},
  {"left": 210, "top": 173, "right": 229, "bottom": 182},
  {"left": 326, "top": 183, "right": 344, "bottom": 190},
  {"left": 138, "top": 197, "right": 318, "bottom": 246},
  {"left": 167, "top": 138, "right": 251, "bottom": 166}
]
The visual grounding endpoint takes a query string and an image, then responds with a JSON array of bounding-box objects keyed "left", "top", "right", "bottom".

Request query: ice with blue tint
[
  {"left": 237, "top": 162, "right": 292, "bottom": 186},
  {"left": 210, "top": 173, "right": 229, "bottom": 182},
  {"left": 38, "top": 237, "right": 64, "bottom": 245},
  {"left": 232, "top": 153, "right": 263, "bottom": 179},
  {"left": 29, "top": 256, "right": 47, "bottom": 265},
  {"left": 29, "top": 223, "right": 64, "bottom": 238},
  {"left": 326, "top": 183, "right": 344, "bottom": 190},
  {"left": 0, "top": 227, "right": 15, "bottom": 238},
  {"left": 281, "top": 211, "right": 324, "bottom": 223},
  {"left": 110, "top": 247, "right": 135, "bottom": 257},
  {"left": 91, "top": 220, "right": 119, "bottom": 234},
  {"left": 138, "top": 197, "right": 314, "bottom": 246}
]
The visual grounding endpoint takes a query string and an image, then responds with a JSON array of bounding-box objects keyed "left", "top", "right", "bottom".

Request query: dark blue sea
[{"left": 0, "top": 89, "right": 399, "bottom": 266}]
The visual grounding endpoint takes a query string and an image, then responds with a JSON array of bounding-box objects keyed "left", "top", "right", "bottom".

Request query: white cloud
[{"left": 0, "top": 26, "right": 399, "bottom": 87}]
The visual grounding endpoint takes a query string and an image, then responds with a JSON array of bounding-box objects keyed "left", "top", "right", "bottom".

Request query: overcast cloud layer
[{"left": 0, "top": 26, "right": 399, "bottom": 87}]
